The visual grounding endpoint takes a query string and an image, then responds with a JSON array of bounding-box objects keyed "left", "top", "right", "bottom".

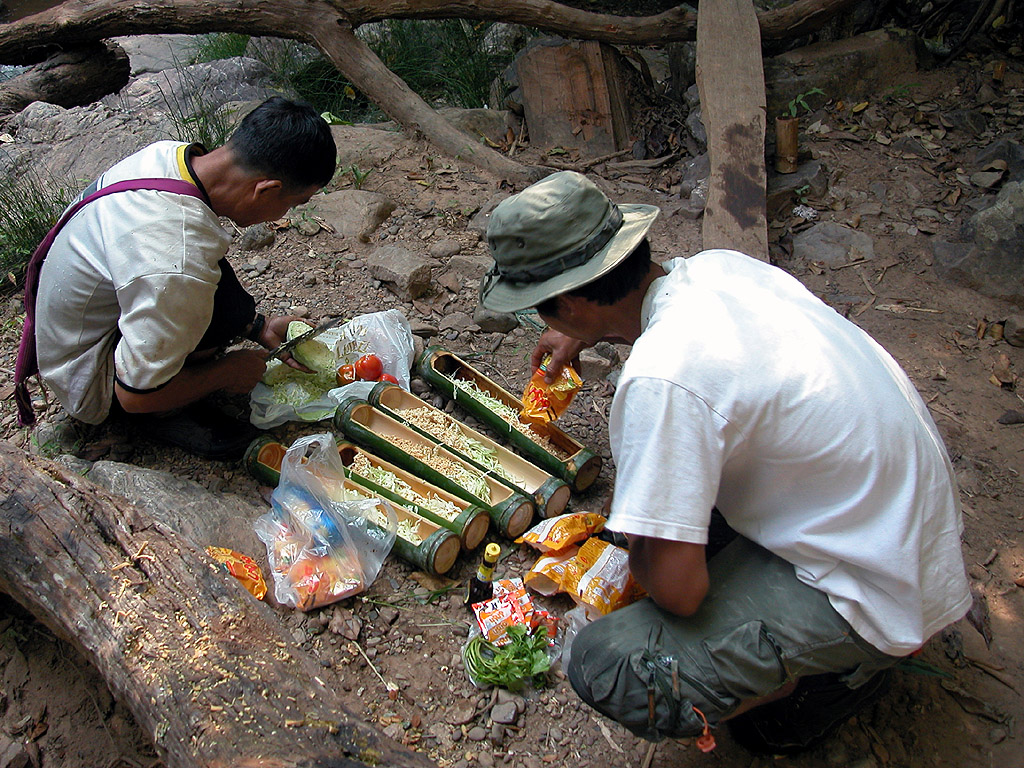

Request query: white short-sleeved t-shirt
[
  {"left": 607, "top": 249, "right": 970, "bottom": 656},
  {"left": 35, "top": 141, "right": 231, "bottom": 424}
]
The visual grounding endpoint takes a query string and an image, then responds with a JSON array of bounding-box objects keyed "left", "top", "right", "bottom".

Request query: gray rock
[
  {"left": 439, "top": 312, "right": 473, "bottom": 332},
  {"left": 763, "top": 29, "right": 917, "bottom": 119},
  {"left": 490, "top": 701, "right": 520, "bottom": 725},
  {"left": 973, "top": 139, "right": 1024, "bottom": 183},
  {"left": 935, "top": 182, "right": 1024, "bottom": 305},
  {"left": 946, "top": 109, "right": 989, "bottom": 137},
  {"left": 410, "top": 321, "right": 440, "bottom": 338},
  {"left": 237, "top": 222, "right": 275, "bottom": 251},
  {"left": 466, "top": 725, "right": 488, "bottom": 741},
  {"left": 792, "top": 222, "right": 875, "bottom": 266},
  {"left": 1003, "top": 315, "right": 1024, "bottom": 347},
  {"left": 113, "top": 34, "right": 196, "bottom": 76},
  {"left": 578, "top": 345, "right": 620, "bottom": 382},
  {"left": 437, "top": 107, "right": 514, "bottom": 147},
  {"left": 766, "top": 160, "right": 826, "bottom": 219},
  {"left": 429, "top": 239, "right": 462, "bottom": 259},
  {"left": 330, "top": 124, "right": 408, "bottom": 170},
  {"left": 685, "top": 107, "right": 706, "bottom": 151},
  {"left": 448, "top": 251, "right": 493, "bottom": 281},
  {"left": 304, "top": 189, "right": 396, "bottom": 243},
  {"left": 366, "top": 245, "right": 434, "bottom": 300},
  {"left": 473, "top": 307, "right": 518, "bottom": 334}
]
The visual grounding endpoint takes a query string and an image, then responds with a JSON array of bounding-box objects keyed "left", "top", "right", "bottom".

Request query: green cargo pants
[{"left": 566, "top": 536, "right": 901, "bottom": 741}]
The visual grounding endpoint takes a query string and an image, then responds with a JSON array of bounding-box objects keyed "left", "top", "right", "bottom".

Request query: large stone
[
  {"left": 366, "top": 245, "right": 434, "bottom": 300},
  {"left": 764, "top": 30, "right": 917, "bottom": 120},
  {"left": 305, "top": 189, "right": 397, "bottom": 242},
  {"left": 766, "top": 160, "right": 827, "bottom": 220},
  {"left": 792, "top": 222, "right": 874, "bottom": 266},
  {"left": 473, "top": 307, "right": 518, "bottom": 334},
  {"left": 437, "top": 107, "right": 514, "bottom": 147},
  {"left": 973, "top": 139, "right": 1024, "bottom": 183},
  {"left": 330, "top": 124, "right": 410, "bottom": 171},
  {"left": 113, "top": 34, "right": 196, "bottom": 76},
  {"left": 447, "top": 251, "right": 493, "bottom": 281},
  {"left": 934, "top": 182, "right": 1024, "bottom": 306}
]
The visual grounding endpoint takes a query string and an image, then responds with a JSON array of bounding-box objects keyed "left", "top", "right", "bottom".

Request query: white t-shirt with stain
[{"left": 607, "top": 249, "right": 971, "bottom": 656}]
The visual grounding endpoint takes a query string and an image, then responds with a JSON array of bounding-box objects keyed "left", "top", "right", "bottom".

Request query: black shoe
[
  {"left": 726, "top": 670, "right": 890, "bottom": 755},
  {"left": 136, "top": 402, "right": 261, "bottom": 461}
]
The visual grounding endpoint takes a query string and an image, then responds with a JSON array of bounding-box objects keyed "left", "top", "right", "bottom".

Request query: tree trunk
[
  {"left": 0, "top": 441, "right": 436, "bottom": 768},
  {"left": 0, "top": 0, "right": 866, "bottom": 182},
  {"left": 0, "top": 41, "right": 129, "bottom": 116}
]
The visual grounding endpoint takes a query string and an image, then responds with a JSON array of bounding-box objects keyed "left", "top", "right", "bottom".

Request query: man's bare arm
[{"left": 627, "top": 534, "right": 709, "bottom": 616}]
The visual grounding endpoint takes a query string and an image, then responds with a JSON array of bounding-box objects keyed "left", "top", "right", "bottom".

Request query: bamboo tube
[
  {"left": 775, "top": 115, "right": 799, "bottom": 174},
  {"left": 415, "top": 346, "right": 602, "bottom": 493},
  {"left": 368, "top": 381, "right": 571, "bottom": 518},
  {"left": 333, "top": 397, "right": 535, "bottom": 539}
]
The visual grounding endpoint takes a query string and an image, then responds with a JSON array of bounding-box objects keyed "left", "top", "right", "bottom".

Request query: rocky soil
[{"left": 0, "top": 40, "right": 1023, "bottom": 768}]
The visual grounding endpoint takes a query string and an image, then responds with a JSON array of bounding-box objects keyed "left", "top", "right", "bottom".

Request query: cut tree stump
[
  {"left": 0, "top": 442, "right": 436, "bottom": 768},
  {"left": 696, "top": 0, "right": 769, "bottom": 261},
  {"left": 516, "top": 39, "right": 632, "bottom": 159}
]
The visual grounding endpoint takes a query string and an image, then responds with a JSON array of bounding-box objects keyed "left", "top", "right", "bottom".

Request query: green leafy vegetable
[{"left": 463, "top": 625, "right": 551, "bottom": 691}]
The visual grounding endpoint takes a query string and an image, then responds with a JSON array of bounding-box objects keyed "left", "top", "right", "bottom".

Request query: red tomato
[
  {"left": 380, "top": 373, "right": 400, "bottom": 384},
  {"left": 336, "top": 363, "right": 356, "bottom": 386},
  {"left": 355, "top": 354, "right": 384, "bottom": 381}
]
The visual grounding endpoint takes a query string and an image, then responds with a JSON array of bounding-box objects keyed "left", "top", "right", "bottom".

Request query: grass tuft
[{"left": 0, "top": 170, "right": 77, "bottom": 294}]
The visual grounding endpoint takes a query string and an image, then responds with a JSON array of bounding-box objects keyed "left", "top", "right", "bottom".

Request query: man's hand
[
  {"left": 627, "top": 534, "right": 709, "bottom": 616},
  {"left": 262, "top": 315, "right": 314, "bottom": 372},
  {"left": 531, "top": 329, "right": 587, "bottom": 383}
]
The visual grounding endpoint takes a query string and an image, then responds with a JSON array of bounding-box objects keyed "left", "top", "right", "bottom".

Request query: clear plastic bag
[
  {"left": 250, "top": 309, "right": 415, "bottom": 429},
  {"left": 254, "top": 433, "right": 396, "bottom": 610}
]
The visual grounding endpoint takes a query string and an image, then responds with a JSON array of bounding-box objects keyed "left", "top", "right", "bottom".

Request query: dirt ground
[{"left": 1, "top": 52, "right": 1023, "bottom": 768}]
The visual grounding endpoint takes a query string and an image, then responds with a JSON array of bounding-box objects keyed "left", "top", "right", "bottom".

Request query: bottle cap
[{"left": 484, "top": 543, "right": 501, "bottom": 561}]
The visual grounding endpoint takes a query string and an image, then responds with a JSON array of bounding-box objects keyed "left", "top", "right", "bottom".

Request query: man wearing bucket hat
[{"left": 480, "top": 171, "right": 970, "bottom": 755}]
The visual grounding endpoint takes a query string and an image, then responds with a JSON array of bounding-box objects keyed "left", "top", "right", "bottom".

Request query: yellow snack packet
[
  {"left": 561, "top": 537, "right": 646, "bottom": 618},
  {"left": 515, "top": 512, "right": 606, "bottom": 553},
  {"left": 206, "top": 546, "right": 268, "bottom": 600},
  {"left": 521, "top": 354, "right": 583, "bottom": 425},
  {"left": 524, "top": 546, "right": 579, "bottom": 596}
]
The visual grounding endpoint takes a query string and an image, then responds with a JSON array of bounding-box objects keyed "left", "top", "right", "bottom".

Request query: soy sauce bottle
[{"left": 464, "top": 543, "right": 501, "bottom": 609}]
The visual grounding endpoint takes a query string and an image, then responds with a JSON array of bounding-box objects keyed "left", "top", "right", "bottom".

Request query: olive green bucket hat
[{"left": 479, "top": 171, "right": 659, "bottom": 313}]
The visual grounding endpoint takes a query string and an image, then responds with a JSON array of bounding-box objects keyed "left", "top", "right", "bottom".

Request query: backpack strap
[{"left": 14, "top": 178, "right": 207, "bottom": 426}]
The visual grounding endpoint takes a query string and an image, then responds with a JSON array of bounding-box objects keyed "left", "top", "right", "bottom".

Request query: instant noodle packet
[
  {"left": 493, "top": 577, "right": 535, "bottom": 626},
  {"left": 523, "top": 545, "right": 580, "bottom": 595},
  {"left": 521, "top": 354, "right": 583, "bottom": 425},
  {"left": 472, "top": 593, "right": 528, "bottom": 646},
  {"left": 561, "top": 537, "right": 646, "bottom": 618},
  {"left": 516, "top": 512, "right": 606, "bottom": 553},
  {"left": 206, "top": 546, "right": 268, "bottom": 600}
]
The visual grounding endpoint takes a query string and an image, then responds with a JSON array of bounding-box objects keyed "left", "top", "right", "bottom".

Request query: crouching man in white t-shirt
[
  {"left": 478, "top": 171, "right": 971, "bottom": 755},
  {"left": 25, "top": 98, "right": 336, "bottom": 459}
]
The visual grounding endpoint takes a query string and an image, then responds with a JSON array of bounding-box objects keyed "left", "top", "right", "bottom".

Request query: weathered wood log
[
  {"left": 0, "top": 442, "right": 437, "bottom": 768},
  {"left": 696, "top": 0, "right": 769, "bottom": 260},
  {"left": 0, "top": 41, "right": 129, "bottom": 116},
  {"left": 0, "top": 0, "right": 864, "bottom": 183}
]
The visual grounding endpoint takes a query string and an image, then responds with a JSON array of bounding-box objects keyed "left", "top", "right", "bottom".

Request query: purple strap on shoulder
[{"left": 13, "top": 178, "right": 205, "bottom": 426}]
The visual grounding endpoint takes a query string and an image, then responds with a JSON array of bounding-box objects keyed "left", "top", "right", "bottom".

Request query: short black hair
[
  {"left": 536, "top": 238, "right": 652, "bottom": 318},
  {"left": 227, "top": 97, "right": 337, "bottom": 190}
]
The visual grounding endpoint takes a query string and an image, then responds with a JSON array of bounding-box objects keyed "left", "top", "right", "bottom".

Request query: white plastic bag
[
  {"left": 250, "top": 309, "right": 415, "bottom": 428},
  {"left": 254, "top": 433, "right": 396, "bottom": 610}
]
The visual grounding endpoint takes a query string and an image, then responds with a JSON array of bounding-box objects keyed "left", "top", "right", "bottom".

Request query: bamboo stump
[{"left": 0, "top": 441, "right": 436, "bottom": 768}]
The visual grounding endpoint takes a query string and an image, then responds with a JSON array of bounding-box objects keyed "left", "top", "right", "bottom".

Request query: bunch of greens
[{"left": 462, "top": 625, "right": 551, "bottom": 691}]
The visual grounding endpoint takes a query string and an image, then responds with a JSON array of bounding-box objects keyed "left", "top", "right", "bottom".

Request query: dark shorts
[
  {"left": 566, "top": 536, "right": 901, "bottom": 741},
  {"left": 195, "top": 258, "right": 256, "bottom": 352}
]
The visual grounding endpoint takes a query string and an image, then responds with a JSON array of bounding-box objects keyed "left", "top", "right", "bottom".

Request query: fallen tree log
[
  {"left": 0, "top": 442, "right": 436, "bottom": 768},
  {"left": 0, "top": 0, "right": 864, "bottom": 183},
  {"left": 0, "top": 41, "right": 129, "bottom": 116}
]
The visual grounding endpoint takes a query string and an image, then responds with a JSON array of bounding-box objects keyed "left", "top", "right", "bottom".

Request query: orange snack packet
[
  {"left": 493, "top": 577, "right": 535, "bottom": 626},
  {"left": 473, "top": 593, "right": 528, "bottom": 646},
  {"left": 206, "top": 546, "right": 268, "bottom": 600},
  {"left": 523, "top": 545, "right": 580, "bottom": 596},
  {"left": 561, "top": 537, "right": 646, "bottom": 618},
  {"left": 287, "top": 551, "right": 363, "bottom": 611},
  {"left": 515, "top": 512, "right": 606, "bottom": 553},
  {"left": 521, "top": 354, "right": 583, "bottom": 425}
]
